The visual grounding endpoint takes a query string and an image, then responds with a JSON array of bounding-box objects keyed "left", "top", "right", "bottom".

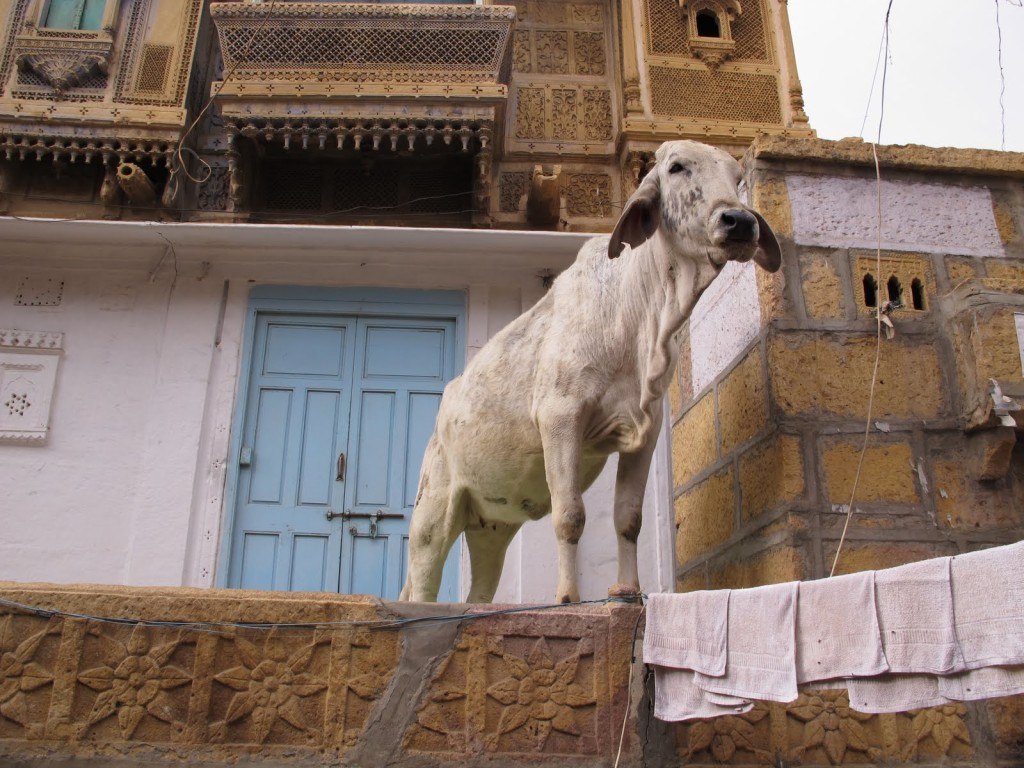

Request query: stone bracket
[{"left": 13, "top": 34, "right": 113, "bottom": 91}]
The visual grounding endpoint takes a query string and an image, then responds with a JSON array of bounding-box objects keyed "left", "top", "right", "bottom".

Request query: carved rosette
[{"left": 13, "top": 35, "right": 113, "bottom": 91}]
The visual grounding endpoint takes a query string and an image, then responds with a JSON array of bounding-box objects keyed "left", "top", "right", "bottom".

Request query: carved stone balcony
[{"left": 208, "top": 2, "right": 516, "bottom": 101}]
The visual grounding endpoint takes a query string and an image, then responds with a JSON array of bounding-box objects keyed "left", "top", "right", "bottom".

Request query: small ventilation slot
[
  {"left": 911, "top": 278, "right": 926, "bottom": 310},
  {"left": 863, "top": 273, "right": 878, "bottom": 307},
  {"left": 887, "top": 275, "right": 902, "bottom": 304}
]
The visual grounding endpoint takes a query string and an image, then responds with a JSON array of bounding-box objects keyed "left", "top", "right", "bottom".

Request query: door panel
[
  {"left": 404, "top": 392, "right": 442, "bottom": 508},
  {"left": 239, "top": 532, "right": 278, "bottom": 590},
  {"left": 297, "top": 391, "right": 341, "bottom": 506},
  {"left": 229, "top": 308, "right": 460, "bottom": 600},
  {"left": 265, "top": 325, "right": 346, "bottom": 377},
  {"left": 229, "top": 315, "right": 356, "bottom": 593},
  {"left": 341, "top": 317, "right": 458, "bottom": 600},
  {"left": 289, "top": 535, "right": 329, "bottom": 592},
  {"left": 353, "top": 392, "right": 395, "bottom": 507},
  {"left": 364, "top": 327, "right": 445, "bottom": 379},
  {"left": 248, "top": 389, "right": 291, "bottom": 504}
]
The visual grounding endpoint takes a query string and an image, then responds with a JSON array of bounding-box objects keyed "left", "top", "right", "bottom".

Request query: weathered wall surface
[
  {"left": 667, "top": 136, "right": 1024, "bottom": 764},
  {"left": 0, "top": 583, "right": 646, "bottom": 767}
]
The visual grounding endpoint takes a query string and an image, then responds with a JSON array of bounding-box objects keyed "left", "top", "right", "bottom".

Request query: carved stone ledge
[{"left": 12, "top": 33, "right": 113, "bottom": 91}]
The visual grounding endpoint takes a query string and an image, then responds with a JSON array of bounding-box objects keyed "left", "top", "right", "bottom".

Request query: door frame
[{"left": 215, "top": 285, "right": 467, "bottom": 592}]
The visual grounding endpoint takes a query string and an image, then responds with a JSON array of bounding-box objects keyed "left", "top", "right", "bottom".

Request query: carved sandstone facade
[
  {"left": 0, "top": 0, "right": 207, "bottom": 217},
  {"left": 0, "top": 0, "right": 812, "bottom": 229}
]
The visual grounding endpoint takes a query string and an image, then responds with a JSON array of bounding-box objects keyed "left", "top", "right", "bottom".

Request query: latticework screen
[
  {"left": 211, "top": 3, "right": 515, "bottom": 83},
  {"left": 649, "top": 67, "right": 781, "bottom": 123}
]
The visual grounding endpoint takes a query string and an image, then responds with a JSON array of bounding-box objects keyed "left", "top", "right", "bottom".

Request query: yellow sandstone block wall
[{"left": 667, "top": 136, "right": 1024, "bottom": 766}]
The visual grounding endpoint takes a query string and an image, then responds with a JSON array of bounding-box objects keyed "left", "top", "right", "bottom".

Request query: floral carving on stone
[
  {"left": 210, "top": 630, "right": 328, "bottom": 744},
  {"left": 0, "top": 615, "right": 58, "bottom": 735},
  {"left": 680, "top": 702, "right": 771, "bottom": 763},
  {"left": 902, "top": 703, "right": 971, "bottom": 760},
  {"left": 484, "top": 637, "right": 595, "bottom": 752},
  {"left": 74, "top": 626, "right": 192, "bottom": 741},
  {"left": 787, "top": 690, "right": 881, "bottom": 765},
  {"left": 76, "top": 624, "right": 192, "bottom": 739}
]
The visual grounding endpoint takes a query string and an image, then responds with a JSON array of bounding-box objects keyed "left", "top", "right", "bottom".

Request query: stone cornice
[{"left": 748, "top": 136, "right": 1024, "bottom": 178}]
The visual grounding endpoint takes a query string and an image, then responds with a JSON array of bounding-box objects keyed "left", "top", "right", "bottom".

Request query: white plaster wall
[
  {"left": 786, "top": 174, "right": 1005, "bottom": 257},
  {"left": 688, "top": 260, "right": 761, "bottom": 396},
  {"left": 0, "top": 253, "right": 216, "bottom": 584},
  {"left": 0, "top": 220, "right": 678, "bottom": 603}
]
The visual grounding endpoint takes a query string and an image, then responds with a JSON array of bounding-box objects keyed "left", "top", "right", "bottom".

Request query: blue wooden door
[{"left": 227, "top": 310, "right": 459, "bottom": 600}]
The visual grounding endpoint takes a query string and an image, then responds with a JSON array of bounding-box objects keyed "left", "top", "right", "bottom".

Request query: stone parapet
[{"left": 0, "top": 583, "right": 645, "bottom": 766}]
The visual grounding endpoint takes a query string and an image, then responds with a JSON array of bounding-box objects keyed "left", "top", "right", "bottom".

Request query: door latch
[
  {"left": 336, "top": 452, "right": 346, "bottom": 481},
  {"left": 326, "top": 509, "right": 404, "bottom": 539}
]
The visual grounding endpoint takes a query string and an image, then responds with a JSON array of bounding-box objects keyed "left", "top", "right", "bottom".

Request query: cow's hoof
[{"left": 608, "top": 584, "right": 642, "bottom": 602}]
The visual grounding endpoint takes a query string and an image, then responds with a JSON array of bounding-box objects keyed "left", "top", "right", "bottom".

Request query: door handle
[{"left": 336, "top": 452, "right": 346, "bottom": 481}]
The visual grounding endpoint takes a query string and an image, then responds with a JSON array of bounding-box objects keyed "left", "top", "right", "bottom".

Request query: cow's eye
[{"left": 668, "top": 162, "right": 686, "bottom": 174}]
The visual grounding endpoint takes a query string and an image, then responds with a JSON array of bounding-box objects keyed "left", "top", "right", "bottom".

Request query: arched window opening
[
  {"left": 911, "top": 278, "right": 926, "bottom": 310},
  {"left": 695, "top": 10, "right": 721, "bottom": 37},
  {"left": 863, "top": 273, "right": 878, "bottom": 307},
  {"left": 887, "top": 275, "right": 903, "bottom": 304}
]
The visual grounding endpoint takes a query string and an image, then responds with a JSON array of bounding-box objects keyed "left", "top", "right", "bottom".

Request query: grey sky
[{"left": 789, "top": 0, "right": 1023, "bottom": 153}]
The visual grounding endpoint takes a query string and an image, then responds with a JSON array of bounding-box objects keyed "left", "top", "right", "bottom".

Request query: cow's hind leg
[{"left": 465, "top": 521, "right": 521, "bottom": 603}]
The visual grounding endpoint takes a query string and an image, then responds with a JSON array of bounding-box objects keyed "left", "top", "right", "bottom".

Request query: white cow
[{"left": 400, "top": 140, "right": 781, "bottom": 604}]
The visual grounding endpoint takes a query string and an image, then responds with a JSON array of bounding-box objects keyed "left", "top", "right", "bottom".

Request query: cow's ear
[
  {"left": 751, "top": 211, "right": 781, "bottom": 273},
  {"left": 609, "top": 173, "right": 661, "bottom": 259}
]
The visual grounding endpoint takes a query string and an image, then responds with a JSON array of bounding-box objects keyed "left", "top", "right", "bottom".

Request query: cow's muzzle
[{"left": 719, "top": 208, "right": 759, "bottom": 243}]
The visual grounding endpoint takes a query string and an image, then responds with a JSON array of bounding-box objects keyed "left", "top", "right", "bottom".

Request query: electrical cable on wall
[{"left": 830, "top": 0, "right": 894, "bottom": 577}]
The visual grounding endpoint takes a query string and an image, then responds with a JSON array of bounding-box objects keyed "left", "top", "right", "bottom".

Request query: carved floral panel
[
  {"left": 406, "top": 611, "right": 620, "bottom": 759},
  {"left": 675, "top": 689, "right": 976, "bottom": 766},
  {"left": 565, "top": 174, "right": 611, "bottom": 217},
  {"left": 551, "top": 89, "right": 579, "bottom": 140},
  {"left": 515, "top": 88, "right": 546, "bottom": 139},
  {"left": 507, "top": 0, "right": 614, "bottom": 151},
  {"left": 572, "top": 32, "right": 605, "bottom": 75},
  {"left": 0, "top": 614, "right": 61, "bottom": 741},
  {"left": 512, "top": 30, "right": 531, "bottom": 73},
  {"left": 73, "top": 623, "right": 195, "bottom": 743},
  {"left": 535, "top": 31, "right": 569, "bottom": 74},
  {"left": 196, "top": 166, "right": 230, "bottom": 211},
  {"left": 499, "top": 171, "right": 529, "bottom": 212},
  {"left": 582, "top": 89, "right": 612, "bottom": 140}
]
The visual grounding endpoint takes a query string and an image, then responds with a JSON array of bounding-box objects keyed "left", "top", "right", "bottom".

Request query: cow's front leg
[
  {"left": 539, "top": 410, "right": 585, "bottom": 604},
  {"left": 610, "top": 438, "right": 657, "bottom": 598}
]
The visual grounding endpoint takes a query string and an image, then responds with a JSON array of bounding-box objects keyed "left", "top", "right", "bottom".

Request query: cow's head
[{"left": 608, "top": 140, "right": 781, "bottom": 273}]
